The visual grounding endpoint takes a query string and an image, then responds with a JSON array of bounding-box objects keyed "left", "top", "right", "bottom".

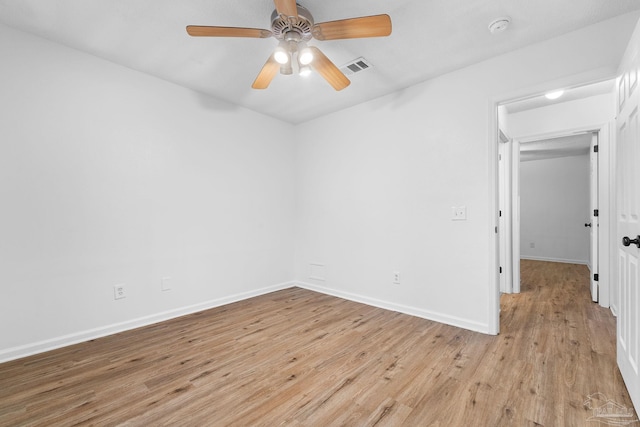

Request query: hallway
[{"left": 498, "top": 259, "right": 634, "bottom": 425}]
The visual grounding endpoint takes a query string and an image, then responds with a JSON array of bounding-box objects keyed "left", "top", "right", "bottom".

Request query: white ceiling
[
  {"left": 1, "top": 0, "right": 639, "bottom": 124},
  {"left": 520, "top": 134, "right": 592, "bottom": 162}
]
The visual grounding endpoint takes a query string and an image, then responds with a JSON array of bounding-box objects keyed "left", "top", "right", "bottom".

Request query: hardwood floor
[{"left": 0, "top": 260, "right": 634, "bottom": 426}]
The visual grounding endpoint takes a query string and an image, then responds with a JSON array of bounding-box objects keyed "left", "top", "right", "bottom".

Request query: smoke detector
[{"left": 488, "top": 17, "right": 511, "bottom": 34}]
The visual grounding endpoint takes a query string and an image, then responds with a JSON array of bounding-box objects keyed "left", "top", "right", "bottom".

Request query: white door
[
  {"left": 589, "top": 133, "right": 599, "bottom": 302},
  {"left": 617, "top": 23, "right": 640, "bottom": 411},
  {"left": 512, "top": 139, "right": 521, "bottom": 293},
  {"left": 499, "top": 140, "right": 508, "bottom": 293}
]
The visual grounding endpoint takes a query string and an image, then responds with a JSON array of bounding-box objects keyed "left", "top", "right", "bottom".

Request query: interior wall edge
[
  {"left": 296, "top": 281, "right": 493, "bottom": 335},
  {"left": 0, "top": 280, "right": 297, "bottom": 364}
]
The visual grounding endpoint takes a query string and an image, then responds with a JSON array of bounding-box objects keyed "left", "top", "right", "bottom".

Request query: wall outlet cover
[
  {"left": 114, "top": 284, "right": 126, "bottom": 300},
  {"left": 451, "top": 206, "right": 467, "bottom": 220}
]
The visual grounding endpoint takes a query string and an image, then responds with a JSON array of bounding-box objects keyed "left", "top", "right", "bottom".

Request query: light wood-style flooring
[{"left": 0, "top": 260, "right": 634, "bottom": 426}]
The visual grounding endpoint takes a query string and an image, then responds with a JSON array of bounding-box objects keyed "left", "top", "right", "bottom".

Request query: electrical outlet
[
  {"left": 451, "top": 206, "right": 467, "bottom": 221},
  {"left": 393, "top": 271, "right": 401, "bottom": 284},
  {"left": 114, "top": 284, "right": 126, "bottom": 300},
  {"left": 530, "top": 242, "right": 535, "bottom": 248},
  {"left": 161, "top": 277, "right": 172, "bottom": 291}
]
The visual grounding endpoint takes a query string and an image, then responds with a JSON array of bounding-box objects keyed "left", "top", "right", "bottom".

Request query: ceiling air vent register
[{"left": 340, "top": 57, "right": 373, "bottom": 76}]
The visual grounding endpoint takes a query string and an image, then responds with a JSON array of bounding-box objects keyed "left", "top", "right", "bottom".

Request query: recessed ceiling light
[
  {"left": 488, "top": 17, "right": 511, "bottom": 34},
  {"left": 545, "top": 90, "right": 565, "bottom": 100}
]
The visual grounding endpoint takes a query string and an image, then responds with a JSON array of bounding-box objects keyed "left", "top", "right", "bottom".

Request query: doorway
[{"left": 496, "top": 79, "right": 616, "bottom": 309}]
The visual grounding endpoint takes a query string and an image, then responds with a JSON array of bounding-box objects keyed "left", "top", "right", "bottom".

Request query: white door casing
[
  {"left": 599, "top": 122, "right": 613, "bottom": 311},
  {"left": 590, "top": 132, "right": 600, "bottom": 302},
  {"left": 617, "top": 21, "right": 640, "bottom": 412}
]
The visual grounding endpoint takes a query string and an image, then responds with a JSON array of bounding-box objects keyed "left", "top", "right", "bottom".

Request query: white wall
[
  {"left": 0, "top": 24, "right": 296, "bottom": 361},
  {"left": 294, "top": 12, "right": 639, "bottom": 334},
  {"left": 509, "top": 93, "right": 615, "bottom": 139},
  {"left": 1, "top": 11, "right": 638, "bottom": 360},
  {"left": 520, "top": 155, "right": 590, "bottom": 263}
]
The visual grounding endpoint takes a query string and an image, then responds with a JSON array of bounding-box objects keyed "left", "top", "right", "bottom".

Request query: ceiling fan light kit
[
  {"left": 273, "top": 41, "right": 290, "bottom": 64},
  {"left": 186, "top": 0, "right": 392, "bottom": 91},
  {"left": 298, "top": 43, "right": 314, "bottom": 66},
  {"left": 299, "top": 65, "right": 312, "bottom": 77}
]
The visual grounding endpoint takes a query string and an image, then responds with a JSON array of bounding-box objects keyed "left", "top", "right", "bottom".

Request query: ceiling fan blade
[
  {"left": 274, "top": 0, "right": 298, "bottom": 17},
  {"left": 252, "top": 55, "right": 280, "bottom": 89},
  {"left": 186, "top": 25, "right": 272, "bottom": 38},
  {"left": 312, "top": 14, "right": 392, "bottom": 41},
  {"left": 309, "top": 47, "right": 350, "bottom": 91}
]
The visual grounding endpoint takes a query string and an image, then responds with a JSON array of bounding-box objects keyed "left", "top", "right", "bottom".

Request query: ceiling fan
[{"left": 186, "top": 0, "right": 392, "bottom": 91}]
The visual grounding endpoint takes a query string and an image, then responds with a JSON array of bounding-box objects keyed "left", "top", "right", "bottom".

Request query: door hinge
[
  {"left": 500, "top": 266, "right": 503, "bottom": 274},
  {"left": 594, "top": 145, "right": 599, "bottom": 153},
  {"left": 594, "top": 209, "right": 599, "bottom": 217},
  {"left": 495, "top": 226, "right": 498, "bottom": 234},
  {"left": 499, "top": 210, "right": 502, "bottom": 217},
  {"left": 594, "top": 274, "right": 599, "bottom": 281}
]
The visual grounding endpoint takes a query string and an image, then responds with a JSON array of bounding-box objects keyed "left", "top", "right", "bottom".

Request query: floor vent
[{"left": 340, "top": 57, "right": 372, "bottom": 76}]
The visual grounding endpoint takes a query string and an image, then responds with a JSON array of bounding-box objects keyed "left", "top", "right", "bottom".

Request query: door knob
[
  {"left": 585, "top": 223, "right": 592, "bottom": 227},
  {"left": 622, "top": 235, "right": 640, "bottom": 248}
]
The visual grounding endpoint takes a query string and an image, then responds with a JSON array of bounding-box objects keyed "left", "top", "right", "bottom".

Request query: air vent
[{"left": 340, "top": 57, "right": 372, "bottom": 76}]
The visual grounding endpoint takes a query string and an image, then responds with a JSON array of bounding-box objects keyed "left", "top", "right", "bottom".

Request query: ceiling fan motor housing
[{"left": 270, "top": 5, "right": 314, "bottom": 41}]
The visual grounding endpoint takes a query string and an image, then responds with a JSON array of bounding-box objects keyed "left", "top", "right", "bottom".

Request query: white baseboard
[
  {"left": 0, "top": 281, "right": 295, "bottom": 364},
  {"left": 296, "top": 281, "right": 491, "bottom": 334},
  {"left": 521, "top": 256, "right": 588, "bottom": 265},
  {"left": 2, "top": 280, "right": 497, "bottom": 363}
]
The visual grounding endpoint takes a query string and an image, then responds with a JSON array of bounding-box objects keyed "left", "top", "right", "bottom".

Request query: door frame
[
  {"left": 500, "top": 125, "right": 611, "bottom": 302},
  {"left": 487, "top": 70, "right": 617, "bottom": 334},
  {"left": 498, "top": 131, "right": 513, "bottom": 293},
  {"left": 590, "top": 132, "right": 600, "bottom": 302},
  {"left": 498, "top": 136, "right": 520, "bottom": 294}
]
